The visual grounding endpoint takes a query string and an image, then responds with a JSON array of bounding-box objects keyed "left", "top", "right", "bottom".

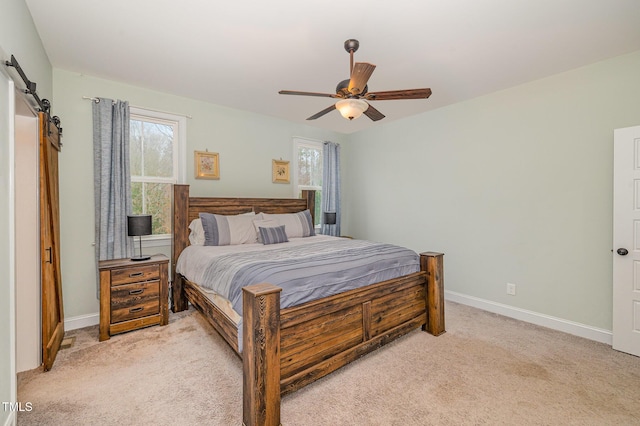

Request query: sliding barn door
[{"left": 40, "top": 112, "right": 64, "bottom": 371}]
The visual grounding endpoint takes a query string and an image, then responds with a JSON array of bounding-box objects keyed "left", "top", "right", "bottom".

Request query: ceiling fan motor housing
[{"left": 336, "top": 79, "right": 367, "bottom": 97}]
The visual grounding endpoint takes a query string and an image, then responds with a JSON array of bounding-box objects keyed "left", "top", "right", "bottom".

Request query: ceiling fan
[{"left": 279, "top": 39, "right": 432, "bottom": 122}]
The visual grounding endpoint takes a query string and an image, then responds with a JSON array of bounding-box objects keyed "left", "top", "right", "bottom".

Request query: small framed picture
[
  {"left": 272, "top": 159, "right": 290, "bottom": 183},
  {"left": 195, "top": 151, "right": 220, "bottom": 180}
]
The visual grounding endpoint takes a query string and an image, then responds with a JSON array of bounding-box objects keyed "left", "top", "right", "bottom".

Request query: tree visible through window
[
  {"left": 294, "top": 138, "right": 323, "bottom": 226},
  {"left": 130, "top": 108, "right": 184, "bottom": 236}
]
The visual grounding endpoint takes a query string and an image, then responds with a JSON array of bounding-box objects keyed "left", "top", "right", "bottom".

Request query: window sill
[{"left": 140, "top": 235, "right": 171, "bottom": 248}]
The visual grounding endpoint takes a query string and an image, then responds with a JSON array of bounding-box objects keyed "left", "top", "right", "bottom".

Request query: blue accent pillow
[{"left": 259, "top": 225, "right": 289, "bottom": 245}]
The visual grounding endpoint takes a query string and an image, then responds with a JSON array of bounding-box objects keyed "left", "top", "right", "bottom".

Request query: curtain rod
[{"left": 82, "top": 96, "right": 192, "bottom": 119}]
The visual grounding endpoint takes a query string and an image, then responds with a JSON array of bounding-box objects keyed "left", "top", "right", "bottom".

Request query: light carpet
[{"left": 17, "top": 302, "right": 640, "bottom": 425}]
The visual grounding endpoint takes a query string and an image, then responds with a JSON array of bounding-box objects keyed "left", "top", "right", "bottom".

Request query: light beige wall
[
  {"left": 0, "top": 0, "right": 52, "bottom": 99},
  {"left": 52, "top": 69, "right": 347, "bottom": 319},
  {"left": 342, "top": 50, "right": 640, "bottom": 331}
]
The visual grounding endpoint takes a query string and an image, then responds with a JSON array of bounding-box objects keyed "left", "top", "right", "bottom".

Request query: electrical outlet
[{"left": 506, "top": 283, "right": 516, "bottom": 296}]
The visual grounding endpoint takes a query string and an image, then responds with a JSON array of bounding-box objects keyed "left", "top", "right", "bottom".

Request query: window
[
  {"left": 129, "top": 107, "right": 186, "bottom": 239},
  {"left": 293, "top": 137, "right": 322, "bottom": 226}
]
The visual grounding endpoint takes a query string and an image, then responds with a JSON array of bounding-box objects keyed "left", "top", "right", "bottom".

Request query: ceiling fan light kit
[
  {"left": 336, "top": 98, "right": 369, "bottom": 120},
  {"left": 279, "top": 39, "right": 431, "bottom": 122}
]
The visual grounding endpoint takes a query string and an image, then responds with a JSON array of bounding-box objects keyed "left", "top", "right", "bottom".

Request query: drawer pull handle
[
  {"left": 129, "top": 307, "right": 144, "bottom": 313},
  {"left": 129, "top": 272, "right": 144, "bottom": 278},
  {"left": 129, "top": 289, "right": 144, "bottom": 295}
]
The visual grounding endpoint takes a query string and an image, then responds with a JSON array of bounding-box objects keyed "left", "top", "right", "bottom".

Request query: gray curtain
[
  {"left": 321, "top": 141, "right": 341, "bottom": 236},
  {"left": 93, "top": 98, "right": 132, "bottom": 276}
]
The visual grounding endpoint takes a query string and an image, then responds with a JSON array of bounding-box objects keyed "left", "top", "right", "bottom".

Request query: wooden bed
[{"left": 171, "top": 184, "right": 445, "bottom": 426}]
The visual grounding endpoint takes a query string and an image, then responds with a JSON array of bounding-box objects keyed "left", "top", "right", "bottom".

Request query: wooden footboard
[{"left": 242, "top": 252, "right": 444, "bottom": 426}]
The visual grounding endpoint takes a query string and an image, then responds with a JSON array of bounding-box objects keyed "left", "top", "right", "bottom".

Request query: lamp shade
[
  {"left": 335, "top": 99, "right": 368, "bottom": 120},
  {"left": 323, "top": 211, "right": 337, "bottom": 225},
  {"left": 127, "top": 214, "right": 152, "bottom": 237}
]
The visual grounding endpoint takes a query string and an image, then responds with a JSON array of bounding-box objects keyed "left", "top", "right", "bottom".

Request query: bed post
[
  {"left": 243, "top": 284, "right": 282, "bottom": 426},
  {"left": 301, "top": 190, "right": 315, "bottom": 224},
  {"left": 420, "top": 252, "right": 445, "bottom": 336},
  {"left": 172, "top": 184, "right": 190, "bottom": 312}
]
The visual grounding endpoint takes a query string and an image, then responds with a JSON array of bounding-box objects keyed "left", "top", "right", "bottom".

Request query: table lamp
[
  {"left": 127, "top": 214, "right": 152, "bottom": 261},
  {"left": 323, "top": 211, "right": 337, "bottom": 226}
]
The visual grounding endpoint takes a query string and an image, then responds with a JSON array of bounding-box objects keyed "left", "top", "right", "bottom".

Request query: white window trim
[{"left": 130, "top": 107, "right": 187, "bottom": 244}]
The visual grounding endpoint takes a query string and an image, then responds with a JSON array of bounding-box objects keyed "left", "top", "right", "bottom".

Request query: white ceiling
[{"left": 25, "top": 0, "right": 640, "bottom": 134}]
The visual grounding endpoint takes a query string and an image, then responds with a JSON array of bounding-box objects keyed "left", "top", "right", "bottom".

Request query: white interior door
[{"left": 613, "top": 125, "right": 640, "bottom": 356}]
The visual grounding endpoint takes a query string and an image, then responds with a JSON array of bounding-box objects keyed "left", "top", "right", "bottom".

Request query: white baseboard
[
  {"left": 64, "top": 313, "right": 99, "bottom": 331},
  {"left": 445, "top": 290, "right": 613, "bottom": 345}
]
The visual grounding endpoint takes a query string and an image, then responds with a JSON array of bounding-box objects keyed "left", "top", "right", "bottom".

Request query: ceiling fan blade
[
  {"left": 348, "top": 62, "right": 376, "bottom": 95},
  {"left": 279, "top": 90, "right": 338, "bottom": 98},
  {"left": 306, "top": 104, "right": 336, "bottom": 120},
  {"left": 363, "top": 103, "right": 385, "bottom": 121},
  {"left": 365, "top": 88, "right": 432, "bottom": 101}
]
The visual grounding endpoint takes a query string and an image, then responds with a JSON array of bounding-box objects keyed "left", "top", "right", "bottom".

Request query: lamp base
[
  {"left": 131, "top": 234, "right": 150, "bottom": 261},
  {"left": 130, "top": 255, "right": 151, "bottom": 262}
]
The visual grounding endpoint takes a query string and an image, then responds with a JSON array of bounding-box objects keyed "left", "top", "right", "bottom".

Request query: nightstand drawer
[
  {"left": 110, "top": 281, "right": 160, "bottom": 323},
  {"left": 111, "top": 264, "right": 159, "bottom": 286}
]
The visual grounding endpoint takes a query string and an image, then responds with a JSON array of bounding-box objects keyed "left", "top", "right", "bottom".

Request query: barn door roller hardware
[{"left": 4, "top": 54, "right": 62, "bottom": 136}]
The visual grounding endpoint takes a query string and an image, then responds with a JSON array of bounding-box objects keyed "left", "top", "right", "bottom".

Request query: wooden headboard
[{"left": 171, "top": 184, "right": 315, "bottom": 310}]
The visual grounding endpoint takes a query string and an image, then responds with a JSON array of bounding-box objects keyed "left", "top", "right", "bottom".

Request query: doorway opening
[{"left": 15, "top": 90, "right": 40, "bottom": 372}]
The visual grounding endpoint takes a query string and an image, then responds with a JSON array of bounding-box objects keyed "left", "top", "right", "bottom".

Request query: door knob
[{"left": 617, "top": 248, "right": 629, "bottom": 256}]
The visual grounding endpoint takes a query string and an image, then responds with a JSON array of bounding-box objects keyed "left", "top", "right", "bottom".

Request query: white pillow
[
  {"left": 188, "top": 218, "right": 205, "bottom": 245},
  {"left": 189, "top": 211, "right": 256, "bottom": 245},
  {"left": 200, "top": 212, "right": 263, "bottom": 246}
]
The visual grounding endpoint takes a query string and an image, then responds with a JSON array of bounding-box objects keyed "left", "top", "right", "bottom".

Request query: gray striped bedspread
[{"left": 176, "top": 236, "right": 420, "bottom": 316}]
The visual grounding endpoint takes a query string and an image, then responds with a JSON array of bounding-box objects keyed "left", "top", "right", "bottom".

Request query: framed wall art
[
  {"left": 272, "top": 159, "right": 290, "bottom": 183},
  {"left": 194, "top": 151, "right": 220, "bottom": 180}
]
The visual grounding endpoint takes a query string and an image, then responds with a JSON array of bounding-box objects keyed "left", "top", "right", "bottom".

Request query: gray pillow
[
  {"left": 199, "top": 212, "right": 259, "bottom": 246},
  {"left": 259, "top": 225, "right": 289, "bottom": 245},
  {"left": 260, "top": 210, "right": 315, "bottom": 238}
]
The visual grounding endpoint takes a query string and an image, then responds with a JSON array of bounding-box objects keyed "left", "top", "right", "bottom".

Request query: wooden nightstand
[{"left": 99, "top": 254, "right": 169, "bottom": 341}]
